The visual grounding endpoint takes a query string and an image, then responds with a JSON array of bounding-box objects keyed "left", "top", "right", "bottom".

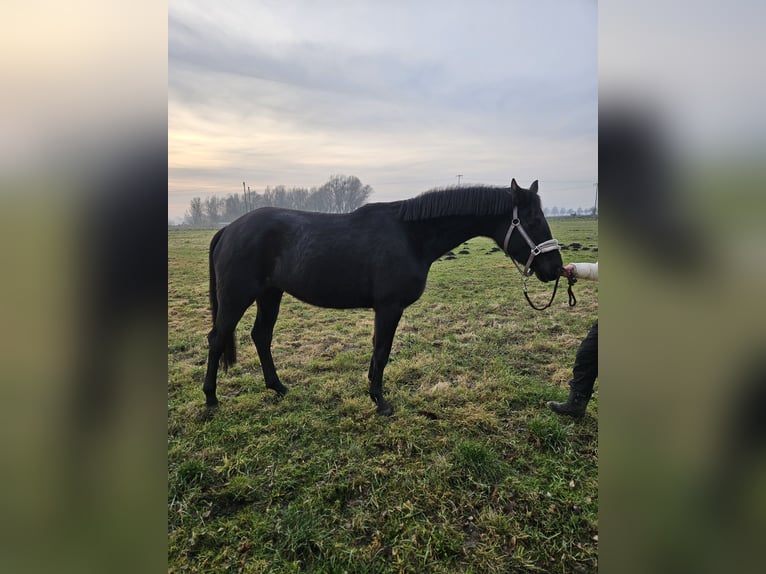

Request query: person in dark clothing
[{"left": 548, "top": 263, "right": 598, "bottom": 417}]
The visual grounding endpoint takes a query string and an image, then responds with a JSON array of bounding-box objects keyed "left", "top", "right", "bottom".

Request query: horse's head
[{"left": 501, "top": 179, "right": 563, "bottom": 283}]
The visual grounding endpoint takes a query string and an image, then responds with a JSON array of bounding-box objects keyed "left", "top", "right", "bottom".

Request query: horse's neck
[{"left": 411, "top": 216, "right": 498, "bottom": 263}]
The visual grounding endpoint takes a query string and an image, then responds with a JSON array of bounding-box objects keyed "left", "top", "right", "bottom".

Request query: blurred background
[
  {"left": 1, "top": 2, "right": 167, "bottom": 573},
  {"left": 600, "top": 1, "right": 766, "bottom": 572},
  {"left": 0, "top": 1, "right": 764, "bottom": 572}
]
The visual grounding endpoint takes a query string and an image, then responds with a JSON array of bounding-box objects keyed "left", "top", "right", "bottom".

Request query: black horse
[{"left": 204, "top": 179, "right": 563, "bottom": 415}]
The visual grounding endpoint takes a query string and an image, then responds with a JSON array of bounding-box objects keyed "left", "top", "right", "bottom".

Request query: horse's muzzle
[{"left": 534, "top": 259, "right": 565, "bottom": 283}]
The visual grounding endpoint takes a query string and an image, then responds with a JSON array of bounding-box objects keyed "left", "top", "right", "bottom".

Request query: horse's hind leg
[
  {"left": 251, "top": 289, "right": 287, "bottom": 396},
  {"left": 368, "top": 305, "right": 404, "bottom": 416},
  {"left": 203, "top": 295, "right": 254, "bottom": 407},
  {"left": 203, "top": 329, "right": 225, "bottom": 407},
  {"left": 367, "top": 333, "right": 376, "bottom": 381}
]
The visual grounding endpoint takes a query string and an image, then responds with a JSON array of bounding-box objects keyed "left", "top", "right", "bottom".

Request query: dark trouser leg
[
  {"left": 548, "top": 320, "right": 598, "bottom": 417},
  {"left": 569, "top": 320, "right": 598, "bottom": 397}
]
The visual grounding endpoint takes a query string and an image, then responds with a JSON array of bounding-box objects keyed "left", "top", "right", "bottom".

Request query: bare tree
[
  {"left": 318, "top": 174, "right": 373, "bottom": 213},
  {"left": 272, "top": 185, "right": 288, "bottom": 208},
  {"left": 204, "top": 196, "right": 223, "bottom": 224},
  {"left": 185, "top": 197, "right": 205, "bottom": 226},
  {"left": 288, "top": 187, "right": 309, "bottom": 210},
  {"left": 184, "top": 175, "right": 373, "bottom": 224},
  {"left": 306, "top": 185, "right": 332, "bottom": 212},
  {"left": 224, "top": 194, "right": 243, "bottom": 221}
]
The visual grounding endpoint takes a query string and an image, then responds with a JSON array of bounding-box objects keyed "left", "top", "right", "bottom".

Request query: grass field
[{"left": 168, "top": 217, "right": 598, "bottom": 573}]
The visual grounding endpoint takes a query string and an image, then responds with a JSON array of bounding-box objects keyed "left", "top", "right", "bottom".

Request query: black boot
[{"left": 547, "top": 388, "right": 591, "bottom": 418}]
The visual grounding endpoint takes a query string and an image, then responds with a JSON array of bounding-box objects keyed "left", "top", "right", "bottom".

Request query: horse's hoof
[
  {"left": 267, "top": 383, "right": 288, "bottom": 397},
  {"left": 376, "top": 403, "right": 393, "bottom": 417},
  {"left": 205, "top": 398, "right": 219, "bottom": 408}
]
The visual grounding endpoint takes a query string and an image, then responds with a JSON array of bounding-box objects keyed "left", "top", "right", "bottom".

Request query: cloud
[{"left": 168, "top": 1, "right": 597, "bottom": 219}]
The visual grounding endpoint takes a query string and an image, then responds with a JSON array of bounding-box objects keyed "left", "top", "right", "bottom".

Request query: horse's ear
[
  {"left": 510, "top": 178, "right": 519, "bottom": 191},
  {"left": 529, "top": 180, "right": 539, "bottom": 194}
]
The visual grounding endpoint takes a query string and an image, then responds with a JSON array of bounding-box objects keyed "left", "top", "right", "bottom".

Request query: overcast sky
[{"left": 168, "top": 1, "right": 597, "bottom": 221}]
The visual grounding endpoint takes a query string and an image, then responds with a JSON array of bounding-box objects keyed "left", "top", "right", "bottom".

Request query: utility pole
[
  {"left": 456, "top": 174, "right": 463, "bottom": 186},
  {"left": 593, "top": 182, "right": 598, "bottom": 216}
]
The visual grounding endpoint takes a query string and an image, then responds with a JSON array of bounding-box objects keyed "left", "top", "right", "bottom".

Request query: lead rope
[
  {"left": 521, "top": 272, "right": 577, "bottom": 311},
  {"left": 522, "top": 274, "right": 560, "bottom": 310},
  {"left": 566, "top": 275, "right": 577, "bottom": 307}
]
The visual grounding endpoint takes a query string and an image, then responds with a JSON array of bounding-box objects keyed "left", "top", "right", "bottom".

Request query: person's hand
[{"left": 561, "top": 264, "right": 575, "bottom": 277}]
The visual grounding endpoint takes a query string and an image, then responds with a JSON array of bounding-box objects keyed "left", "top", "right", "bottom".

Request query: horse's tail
[{"left": 209, "top": 227, "right": 237, "bottom": 370}]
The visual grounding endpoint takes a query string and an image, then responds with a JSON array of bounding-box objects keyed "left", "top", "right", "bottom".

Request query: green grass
[{"left": 168, "top": 217, "right": 598, "bottom": 573}]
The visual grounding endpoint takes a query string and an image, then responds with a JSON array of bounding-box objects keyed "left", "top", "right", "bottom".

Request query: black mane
[{"left": 397, "top": 185, "right": 523, "bottom": 221}]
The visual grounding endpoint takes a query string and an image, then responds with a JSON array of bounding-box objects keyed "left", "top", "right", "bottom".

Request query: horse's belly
[
  {"left": 276, "top": 267, "right": 372, "bottom": 308},
  {"left": 287, "top": 284, "right": 373, "bottom": 309},
  {"left": 272, "top": 248, "right": 424, "bottom": 310}
]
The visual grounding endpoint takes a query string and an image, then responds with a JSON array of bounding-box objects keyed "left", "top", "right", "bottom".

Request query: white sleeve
[{"left": 572, "top": 262, "right": 598, "bottom": 281}]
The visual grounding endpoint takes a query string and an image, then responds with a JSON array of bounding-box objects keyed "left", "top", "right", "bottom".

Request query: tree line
[
  {"left": 183, "top": 174, "right": 373, "bottom": 227},
  {"left": 544, "top": 206, "right": 597, "bottom": 217}
]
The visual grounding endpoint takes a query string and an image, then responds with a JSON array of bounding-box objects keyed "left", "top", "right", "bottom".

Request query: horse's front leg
[{"left": 369, "top": 305, "right": 403, "bottom": 416}]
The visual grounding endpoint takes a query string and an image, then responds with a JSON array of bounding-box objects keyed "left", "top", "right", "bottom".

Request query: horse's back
[
  {"left": 213, "top": 205, "right": 426, "bottom": 309},
  {"left": 280, "top": 206, "right": 416, "bottom": 307}
]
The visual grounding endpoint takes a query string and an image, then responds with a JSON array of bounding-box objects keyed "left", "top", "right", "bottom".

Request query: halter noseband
[{"left": 502, "top": 206, "right": 576, "bottom": 310}]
